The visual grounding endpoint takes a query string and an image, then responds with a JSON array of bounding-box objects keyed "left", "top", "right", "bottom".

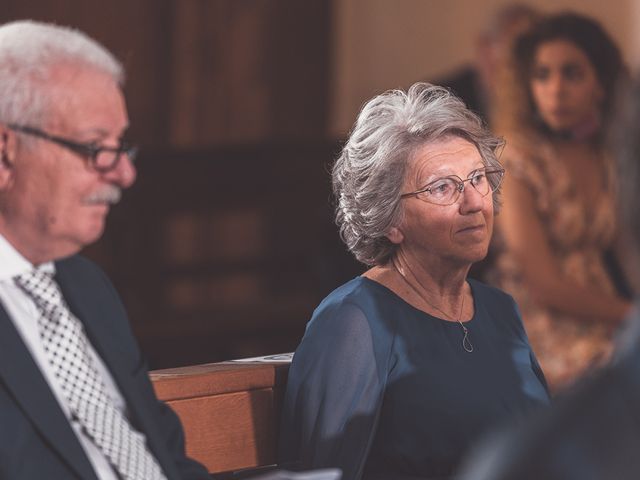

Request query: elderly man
[
  {"left": 0, "top": 20, "right": 209, "bottom": 479},
  {"left": 458, "top": 76, "right": 640, "bottom": 480}
]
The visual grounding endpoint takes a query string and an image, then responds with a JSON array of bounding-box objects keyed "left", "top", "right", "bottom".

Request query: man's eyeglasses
[
  {"left": 8, "top": 124, "right": 137, "bottom": 173},
  {"left": 401, "top": 168, "right": 505, "bottom": 206}
]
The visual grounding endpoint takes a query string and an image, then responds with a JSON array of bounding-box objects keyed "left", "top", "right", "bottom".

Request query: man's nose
[{"left": 104, "top": 153, "right": 136, "bottom": 188}]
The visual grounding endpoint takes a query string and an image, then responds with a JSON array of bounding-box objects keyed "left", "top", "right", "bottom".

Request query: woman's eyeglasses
[{"left": 401, "top": 168, "right": 505, "bottom": 206}]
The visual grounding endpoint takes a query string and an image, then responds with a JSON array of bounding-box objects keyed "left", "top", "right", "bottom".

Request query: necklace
[{"left": 393, "top": 262, "right": 474, "bottom": 353}]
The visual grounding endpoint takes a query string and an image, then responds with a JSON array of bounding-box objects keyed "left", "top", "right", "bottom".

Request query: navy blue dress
[{"left": 279, "top": 277, "right": 549, "bottom": 480}]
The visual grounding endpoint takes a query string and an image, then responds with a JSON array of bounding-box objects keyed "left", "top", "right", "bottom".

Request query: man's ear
[
  {"left": 0, "top": 125, "right": 17, "bottom": 190},
  {"left": 386, "top": 226, "right": 404, "bottom": 245}
]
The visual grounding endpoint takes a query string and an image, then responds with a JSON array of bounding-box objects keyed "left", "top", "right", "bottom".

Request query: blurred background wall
[
  {"left": 330, "top": 0, "right": 640, "bottom": 135},
  {"left": 3, "top": 0, "right": 638, "bottom": 368}
]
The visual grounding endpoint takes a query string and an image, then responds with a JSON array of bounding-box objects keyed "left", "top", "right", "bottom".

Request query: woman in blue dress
[{"left": 278, "top": 83, "right": 550, "bottom": 480}]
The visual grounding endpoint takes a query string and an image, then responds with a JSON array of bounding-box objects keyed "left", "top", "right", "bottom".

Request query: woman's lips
[{"left": 457, "top": 224, "right": 485, "bottom": 235}]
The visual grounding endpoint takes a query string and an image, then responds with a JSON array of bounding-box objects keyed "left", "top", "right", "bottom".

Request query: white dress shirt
[{"left": 0, "top": 234, "right": 125, "bottom": 480}]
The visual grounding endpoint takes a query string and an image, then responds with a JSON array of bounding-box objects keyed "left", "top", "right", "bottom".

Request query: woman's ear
[{"left": 386, "top": 226, "right": 404, "bottom": 245}]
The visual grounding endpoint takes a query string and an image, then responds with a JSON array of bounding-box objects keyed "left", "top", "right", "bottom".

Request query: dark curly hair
[
  {"left": 612, "top": 77, "right": 640, "bottom": 250},
  {"left": 512, "top": 12, "right": 626, "bottom": 136}
]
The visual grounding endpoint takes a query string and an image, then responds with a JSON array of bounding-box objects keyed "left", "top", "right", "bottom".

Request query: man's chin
[
  {"left": 87, "top": 223, "right": 106, "bottom": 243},
  {"left": 76, "top": 221, "right": 107, "bottom": 251}
]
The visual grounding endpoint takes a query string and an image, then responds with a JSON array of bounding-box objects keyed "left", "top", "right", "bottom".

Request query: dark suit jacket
[
  {"left": 459, "top": 306, "right": 640, "bottom": 480},
  {"left": 0, "top": 255, "right": 210, "bottom": 479}
]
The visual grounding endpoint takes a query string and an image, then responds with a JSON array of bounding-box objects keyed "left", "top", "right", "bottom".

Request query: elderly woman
[{"left": 278, "top": 84, "right": 549, "bottom": 480}]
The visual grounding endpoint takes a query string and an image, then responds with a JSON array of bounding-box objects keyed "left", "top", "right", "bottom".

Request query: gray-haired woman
[{"left": 278, "top": 83, "right": 549, "bottom": 480}]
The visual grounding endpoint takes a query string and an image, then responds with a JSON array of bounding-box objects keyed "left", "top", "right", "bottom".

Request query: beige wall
[{"left": 329, "top": 0, "right": 639, "bottom": 136}]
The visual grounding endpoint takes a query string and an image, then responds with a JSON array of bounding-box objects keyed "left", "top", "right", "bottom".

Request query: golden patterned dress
[{"left": 492, "top": 141, "right": 617, "bottom": 390}]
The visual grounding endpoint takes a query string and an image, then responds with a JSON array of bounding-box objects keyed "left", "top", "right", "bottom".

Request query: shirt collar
[{"left": 0, "top": 234, "right": 55, "bottom": 281}]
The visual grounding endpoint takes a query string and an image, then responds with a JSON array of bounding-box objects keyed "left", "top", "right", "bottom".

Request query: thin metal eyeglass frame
[
  {"left": 7, "top": 124, "right": 137, "bottom": 172},
  {"left": 400, "top": 168, "right": 505, "bottom": 206}
]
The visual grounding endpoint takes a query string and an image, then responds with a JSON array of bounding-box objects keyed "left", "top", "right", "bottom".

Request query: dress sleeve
[
  {"left": 529, "top": 350, "right": 549, "bottom": 395},
  {"left": 504, "top": 147, "right": 538, "bottom": 187},
  {"left": 279, "top": 301, "right": 389, "bottom": 480},
  {"left": 505, "top": 290, "right": 550, "bottom": 396},
  {"left": 502, "top": 141, "right": 556, "bottom": 214}
]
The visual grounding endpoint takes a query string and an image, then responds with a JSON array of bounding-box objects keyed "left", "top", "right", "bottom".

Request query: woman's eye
[
  {"left": 532, "top": 67, "right": 550, "bottom": 81},
  {"left": 562, "top": 64, "right": 584, "bottom": 81},
  {"left": 429, "top": 180, "right": 453, "bottom": 196},
  {"left": 470, "top": 173, "right": 486, "bottom": 186}
]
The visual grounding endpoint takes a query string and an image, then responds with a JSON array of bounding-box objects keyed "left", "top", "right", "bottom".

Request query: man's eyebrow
[{"left": 74, "top": 126, "right": 130, "bottom": 140}]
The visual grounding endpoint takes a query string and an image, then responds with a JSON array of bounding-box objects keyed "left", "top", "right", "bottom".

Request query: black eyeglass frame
[
  {"left": 7, "top": 123, "right": 137, "bottom": 173},
  {"left": 400, "top": 167, "right": 505, "bottom": 206}
]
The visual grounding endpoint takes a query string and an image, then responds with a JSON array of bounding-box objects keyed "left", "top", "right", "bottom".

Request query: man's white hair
[{"left": 0, "top": 20, "right": 124, "bottom": 127}]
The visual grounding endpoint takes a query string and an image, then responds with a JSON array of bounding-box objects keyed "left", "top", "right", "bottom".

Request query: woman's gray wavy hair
[{"left": 333, "top": 83, "right": 504, "bottom": 266}]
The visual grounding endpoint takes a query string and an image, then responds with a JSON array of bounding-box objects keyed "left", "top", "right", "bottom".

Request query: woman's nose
[{"left": 459, "top": 182, "right": 485, "bottom": 213}]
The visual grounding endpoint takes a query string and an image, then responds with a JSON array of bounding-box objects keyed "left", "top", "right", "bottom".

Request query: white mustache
[{"left": 83, "top": 187, "right": 122, "bottom": 205}]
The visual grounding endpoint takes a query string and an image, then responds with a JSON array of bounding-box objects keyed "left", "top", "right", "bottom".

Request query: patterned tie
[{"left": 14, "top": 268, "right": 167, "bottom": 480}]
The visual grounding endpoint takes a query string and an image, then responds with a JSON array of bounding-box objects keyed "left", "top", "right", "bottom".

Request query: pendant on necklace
[
  {"left": 459, "top": 322, "right": 474, "bottom": 353},
  {"left": 392, "top": 259, "right": 473, "bottom": 353}
]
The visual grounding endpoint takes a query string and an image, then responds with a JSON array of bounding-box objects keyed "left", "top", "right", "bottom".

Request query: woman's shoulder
[
  {"left": 470, "top": 279, "right": 529, "bottom": 336},
  {"left": 316, "top": 276, "right": 402, "bottom": 311},
  {"left": 469, "top": 278, "right": 518, "bottom": 312},
  {"left": 501, "top": 133, "right": 531, "bottom": 159},
  {"left": 307, "top": 277, "right": 403, "bottom": 335},
  {"left": 501, "top": 135, "right": 559, "bottom": 213},
  {"left": 295, "top": 278, "right": 399, "bottom": 368}
]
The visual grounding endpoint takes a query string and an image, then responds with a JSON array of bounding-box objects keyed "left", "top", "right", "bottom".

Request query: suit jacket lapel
[
  {"left": 0, "top": 304, "right": 99, "bottom": 480},
  {"left": 55, "top": 260, "right": 180, "bottom": 480}
]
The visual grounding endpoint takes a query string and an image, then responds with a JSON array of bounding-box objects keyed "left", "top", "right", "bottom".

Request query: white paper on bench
[
  {"left": 228, "top": 353, "right": 293, "bottom": 363},
  {"left": 250, "top": 468, "right": 342, "bottom": 480}
]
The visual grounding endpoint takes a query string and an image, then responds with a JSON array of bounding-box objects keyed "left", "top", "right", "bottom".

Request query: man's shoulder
[
  {"left": 54, "top": 255, "right": 122, "bottom": 309},
  {"left": 55, "top": 253, "right": 99, "bottom": 272},
  {"left": 54, "top": 254, "right": 110, "bottom": 284}
]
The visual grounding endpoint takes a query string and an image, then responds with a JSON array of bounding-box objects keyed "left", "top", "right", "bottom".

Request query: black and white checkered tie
[{"left": 15, "top": 268, "right": 167, "bottom": 480}]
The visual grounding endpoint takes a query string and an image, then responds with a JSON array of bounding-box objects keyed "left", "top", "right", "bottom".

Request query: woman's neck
[
  {"left": 392, "top": 250, "right": 468, "bottom": 299},
  {"left": 364, "top": 251, "right": 472, "bottom": 320}
]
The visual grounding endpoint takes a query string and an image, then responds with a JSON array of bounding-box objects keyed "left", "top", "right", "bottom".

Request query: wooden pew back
[{"left": 151, "top": 359, "right": 290, "bottom": 474}]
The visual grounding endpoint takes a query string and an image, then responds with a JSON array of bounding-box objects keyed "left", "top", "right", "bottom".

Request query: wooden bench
[{"left": 151, "top": 357, "right": 291, "bottom": 476}]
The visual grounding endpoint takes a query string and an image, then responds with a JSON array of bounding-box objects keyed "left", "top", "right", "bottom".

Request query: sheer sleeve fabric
[
  {"left": 509, "top": 293, "right": 550, "bottom": 395},
  {"left": 279, "top": 300, "right": 392, "bottom": 480}
]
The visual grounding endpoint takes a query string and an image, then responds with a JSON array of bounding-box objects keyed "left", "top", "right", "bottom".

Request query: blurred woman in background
[{"left": 491, "top": 12, "right": 632, "bottom": 390}]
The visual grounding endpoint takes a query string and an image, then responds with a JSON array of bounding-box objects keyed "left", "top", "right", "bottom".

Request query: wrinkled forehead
[
  {"left": 407, "top": 135, "right": 485, "bottom": 178},
  {"left": 39, "top": 63, "right": 128, "bottom": 131}
]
